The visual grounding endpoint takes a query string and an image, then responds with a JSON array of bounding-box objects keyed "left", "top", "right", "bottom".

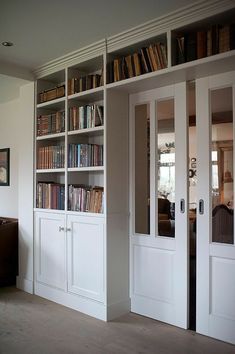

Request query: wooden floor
[{"left": 0, "top": 287, "right": 234, "bottom": 354}]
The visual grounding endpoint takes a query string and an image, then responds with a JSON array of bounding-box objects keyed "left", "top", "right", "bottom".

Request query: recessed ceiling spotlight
[{"left": 2, "top": 41, "right": 13, "bottom": 47}]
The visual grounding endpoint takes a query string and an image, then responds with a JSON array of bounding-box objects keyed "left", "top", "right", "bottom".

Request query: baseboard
[
  {"left": 107, "top": 298, "right": 131, "bottom": 321},
  {"left": 34, "top": 281, "right": 106, "bottom": 321},
  {"left": 16, "top": 276, "right": 34, "bottom": 294}
]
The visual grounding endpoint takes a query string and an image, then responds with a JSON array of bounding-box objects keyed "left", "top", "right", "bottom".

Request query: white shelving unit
[{"left": 33, "top": 1, "right": 235, "bottom": 324}]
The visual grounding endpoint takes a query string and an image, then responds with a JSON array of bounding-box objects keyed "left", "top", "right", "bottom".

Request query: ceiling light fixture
[{"left": 2, "top": 41, "right": 13, "bottom": 47}]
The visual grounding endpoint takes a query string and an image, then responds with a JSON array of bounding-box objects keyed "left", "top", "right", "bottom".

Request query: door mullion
[{"left": 150, "top": 100, "right": 156, "bottom": 237}]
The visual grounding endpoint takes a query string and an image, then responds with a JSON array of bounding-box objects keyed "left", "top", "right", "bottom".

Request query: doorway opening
[{"left": 188, "top": 82, "right": 196, "bottom": 330}]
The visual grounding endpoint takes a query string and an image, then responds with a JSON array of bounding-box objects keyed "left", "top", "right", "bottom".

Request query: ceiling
[{"left": 0, "top": 0, "right": 199, "bottom": 75}]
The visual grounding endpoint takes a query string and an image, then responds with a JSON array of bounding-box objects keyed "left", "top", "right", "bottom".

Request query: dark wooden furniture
[
  {"left": 158, "top": 198, "right": 171, "bottom": 220},
  {"left": 212, "top": 204, "right": 233, "bottom": 244},
  {"left": 0, "top": 217, "right": 18, "bottom": 286}
]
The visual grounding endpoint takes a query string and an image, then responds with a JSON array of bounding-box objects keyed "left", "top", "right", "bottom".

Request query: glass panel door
[
  {"left": 157, "top": 98, "right": 175, "bottom": 238},
  {"left": 196, "top": 72, "right": 235, "bottom": 345},
  {"left": 130, "top": 82, "right": 188, "bottom": 329}
]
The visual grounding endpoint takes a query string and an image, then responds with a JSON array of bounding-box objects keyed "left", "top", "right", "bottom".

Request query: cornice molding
[
  {"left": 34, "top": 0, "right": 235, "bottom": 78},
  {"left": 107, "top": 0, "right": 235, "bottom": 52},
  {"left": 34, "top": 39, "right": 106, "bottom": 79}
]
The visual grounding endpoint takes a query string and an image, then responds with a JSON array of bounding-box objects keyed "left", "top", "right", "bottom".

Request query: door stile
[
  {"left": 150, "top": 100, "right": 156, "bottom": 238},
  {"left": 174, "top": 81, "right": 189, "bottom": 328},
  {"left": 196, "top": 76, "right": 211, "bottom": 336}
]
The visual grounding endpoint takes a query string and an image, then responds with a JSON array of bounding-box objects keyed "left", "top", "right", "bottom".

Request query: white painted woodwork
[
  {"left": 35, "top": 212, "right": 66, "bottom": 290},
  {"left": 130, "top": 83, "right": 188, "bottom": 328},
  {"left": 196, "top": 71, "right": 235, "bottom": 345},
  {"left": 106, "top": 89, "right": 130, "bottom": 319},
  {"left": 67, "top": 215, "right": 105, "bottom": 302},
  {"left": 30, "top": 2, "right": 235, "bottom": 337}
]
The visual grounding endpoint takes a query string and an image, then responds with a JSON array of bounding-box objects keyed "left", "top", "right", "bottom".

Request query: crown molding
[
  {"left": 107, "top": 0, "right": 235, "bottom": 53},
  {"left": 34, "top": 39, "right": 106, "bottom": 79}
]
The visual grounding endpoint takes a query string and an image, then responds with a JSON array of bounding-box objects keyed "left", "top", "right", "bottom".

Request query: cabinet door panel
[
  {"left": 35, "top": 212, "right": 66, "bottom": 290},
  {"left": 67, "top": 215, "right": 104, "bottom": 302}
]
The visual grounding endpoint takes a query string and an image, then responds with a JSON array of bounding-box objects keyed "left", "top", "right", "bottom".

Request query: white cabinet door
[
  {"left": 196, "top": 72, "right": 235, "bottom": 344},
  {"left": 35, "top": 212, "right": 66, "bottom": 291},
  {"left": 130, "top": 82, "right": 188, "bottom": 328},
  {"left": 67, "top": 215, "right": 105, "bottom": 302}
]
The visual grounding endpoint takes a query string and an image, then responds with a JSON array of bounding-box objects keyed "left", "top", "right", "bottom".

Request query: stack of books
[
  {"left": 68, "top": 144, "right": 103, "bottom": 168},
  {"left": 108, "top": 41, "right": 167, "bottom": 83},
  {"left": 38, "top": 85, "right": 65, "bottom": 103},
  {"left": 36, "top": 183, "right": 65, "bottom": 210},
  {"left": 37, "top": 145, "right": 65, "bottom": 169},
  {"left": 69, "top": 104, "right": 103, "bottom": 131},
  {"left": 37, "top": 111, "right": 65, "bottom": 136},
  {"left": 68, "top": 185, "right": 104, "bottom": 213},
  {"left": 175, "top": 23, "right": 235, "bottom": 64},
  {"left": 68, "top": 71, "right": 103, "bottom": 95}
]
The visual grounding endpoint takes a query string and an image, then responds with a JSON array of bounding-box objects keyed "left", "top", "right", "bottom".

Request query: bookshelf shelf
[
  {"left": 36, "top": 132, "right": 66, "bottom": 140},
  {"left": 105, "top": 49, "right": 235, "bottom": 94},
  {"left": 37, "top": 97, "right": 66, "bottom": 109},
  {"left": 66, "top": 210, "right": 104, "bottom": 217},
  {"left": 68, "top": 86, "right": 104, "bottom": 103},
  {"left": 34, "top": 208, "right": 66, "bottom": 214},
  {"left": 36, "top": 168, "right": 65, "bottom": 173},
  {"left": 68, "top": 166, "right": 104, "bottom": 172},
  {"left": 68, "top": 126, "right": 104, "bottom": 136}
]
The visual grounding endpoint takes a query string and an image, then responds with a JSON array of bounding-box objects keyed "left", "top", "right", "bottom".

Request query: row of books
[
  {"left": 68, "top": 185, "right": 104, "bottom": 213},
  {"left": 108, "top": 41, "right": 167, "bottom": 83},
  {"left": 38, "top": 85, "right": 65, "bottom": 104},
  {"left": 37, "top": 145, "right": 65, "bottom": 169},
  {"left": 69, "top": 104, "right": 103, "bottom": 131},
  {"left": 68, "top": 143, "right": 103, "bottom": 168},
  {"left": 176, "top": 24, "right": 235, "bottom": 64},
  {"left": 68, "top": 73, "right": 103, "bottom": 95},
  {"left": 36, "top": 183, "right": 65, "bottom": 210},
  {"left": 37, "top": 111, "right": 65, "bottom": 136}
]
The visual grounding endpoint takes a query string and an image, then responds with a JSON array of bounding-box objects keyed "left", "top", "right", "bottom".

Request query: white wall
[
  {"left": 0, "top": 80, "right": 34, "bottom": 293},
  {"left": 17, "top": 82, "right": 34, "bottom": 292},
  {"left": 0, "top": 98, "right": 20, "bottom": 217}
]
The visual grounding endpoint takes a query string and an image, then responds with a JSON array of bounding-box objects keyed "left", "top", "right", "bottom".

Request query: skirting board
[
  {"left": 16, "top": 276, "right": 34, "bottom": 294},
  {"left": 35, "top": 282, "right": 130, "bottom": 321},
  {"left": 35, "top": 282, "right": 106, "bottom": 321}
]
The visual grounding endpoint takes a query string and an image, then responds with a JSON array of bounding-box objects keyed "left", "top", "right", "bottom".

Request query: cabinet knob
[
  {"left": 66, "top": 228, "right": 71, "bottom": 232},
  {"left": 59, "top": 226, "right": 65, "bottom": 232}
]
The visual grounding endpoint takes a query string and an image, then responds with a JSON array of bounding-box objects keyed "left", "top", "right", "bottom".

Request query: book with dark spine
[
  {"left": 197, "top": 31, "right": 207, "bottom": 59},
  {"left": 140, "top": 47, "right": 152, "bottom": 73},
  {"left": 185, "top": 32, "right": 197, "bottom": 62}
]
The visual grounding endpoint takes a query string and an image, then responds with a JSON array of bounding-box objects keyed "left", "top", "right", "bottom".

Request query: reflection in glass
[
  {"left": 211, "top": 87, "right": 234, "bottom": 244},
  {"left": 157, "top": 99, "right": 175, "bottom": 237},
  {"left": 135, "top": 104, "right": 150, "bottom": 235}
]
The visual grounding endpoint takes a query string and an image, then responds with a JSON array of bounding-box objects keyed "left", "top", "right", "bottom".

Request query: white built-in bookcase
[{"left": 33, "top": 0, "right": 235, "bottom": 321}]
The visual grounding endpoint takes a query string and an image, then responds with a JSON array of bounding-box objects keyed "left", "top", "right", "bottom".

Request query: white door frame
[
  {"left": 196, "top": 71, "right": 235, "bottom": 344},
  {"left": 129, "top": 82, "right": 189, "bottom": 328}
]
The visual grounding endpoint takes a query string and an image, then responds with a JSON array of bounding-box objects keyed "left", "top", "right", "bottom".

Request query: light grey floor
[{"left": 0, "top": 287, "right": 234, "bottom": 354}]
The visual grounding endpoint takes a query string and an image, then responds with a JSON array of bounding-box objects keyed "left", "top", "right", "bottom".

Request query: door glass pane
[
  {"left": 188, "top": 82, "right": 196, "bottom": 330},
  {"left": 157, "top": 99, "right": 175, "bottom": 237},
  {"left": 135, "top": 104, "right": 150, "bottom": 235},
  {"left": 211, "top": 87, "right": 234, "bottom": 244}
]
